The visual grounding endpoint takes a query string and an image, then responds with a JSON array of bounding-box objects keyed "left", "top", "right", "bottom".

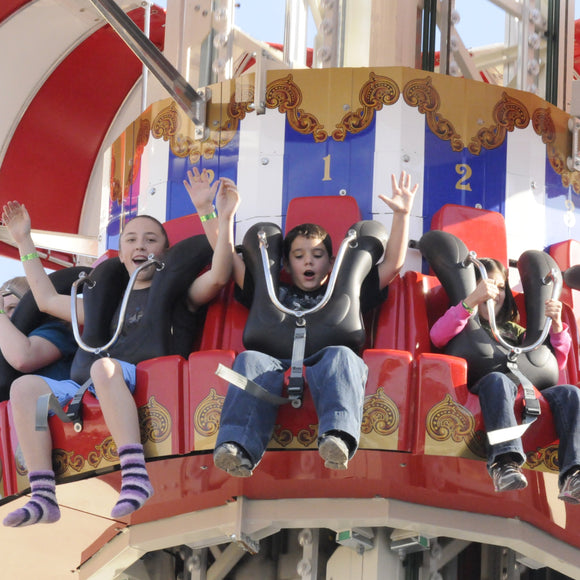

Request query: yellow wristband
[
  {"left": 21, "top": 252, "right": 40, "bottom": 262},
  {"left": 200, "top": 209, "right": 217, "bottom": 222}
]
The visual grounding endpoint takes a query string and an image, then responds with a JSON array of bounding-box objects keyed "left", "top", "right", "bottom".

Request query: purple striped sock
[
  {"left": 110, "top": 444, "right": 153, "bottom": 518},
  {"left": 3, "top": 470, "right": 60, "bottom": 527}
]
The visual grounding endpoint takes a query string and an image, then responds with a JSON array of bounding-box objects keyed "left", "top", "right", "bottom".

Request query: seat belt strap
[
  {"left": 487, "top": 360, "right": 540, "bottom": 445},
  {"left": 216, "top": 364, "right": 290, "bottom": 406},
  {"left": 287, "top": 324, "right": 306, "bottom": 408},
  {"left": 35, "top": 379, "right": 93, "bottom": 433}
]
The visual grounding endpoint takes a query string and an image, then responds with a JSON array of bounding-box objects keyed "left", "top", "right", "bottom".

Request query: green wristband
[
  {"left": 200, "top": 210, "right": 217, "bottom": 223},
  {"left": 462, "top": 301, "right": 474, "bottom": 314},
  {"left": 21, "top": 251, "right": 40, "bottom": 262}
]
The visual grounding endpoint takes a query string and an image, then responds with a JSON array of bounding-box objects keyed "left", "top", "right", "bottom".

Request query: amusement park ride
[{"left": 3, "top": 0, "right": 580, "bottom": 578}]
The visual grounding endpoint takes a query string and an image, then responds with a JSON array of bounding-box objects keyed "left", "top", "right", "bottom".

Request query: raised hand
[
  {"left": 215, "top": 177, "right": 240, "bottom": 221},
  {"left": 378, "top": 171, "right": 418, "bottom": 215},
  {"left": 2, "top": 201, "right": 32, "bottom": 245},
  {"left": 183, "top": 168, "right": 220, "bottom": 214}
]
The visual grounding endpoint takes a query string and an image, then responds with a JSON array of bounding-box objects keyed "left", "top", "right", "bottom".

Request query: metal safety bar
[
  {"left": 87, "top": 0, "right": 210, "bottom": 135},
  {"left": 465, "top": 251, "right": 560, "bottom": 357},
  {"left": 70, "top": 255, "right": 164, "bottom": 354},
  {"left": 257, "top": 228, "right": 358, "bottom": 318}
]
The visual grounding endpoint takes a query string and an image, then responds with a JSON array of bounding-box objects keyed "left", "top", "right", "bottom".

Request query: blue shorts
[{"left": 39, "top": 360, "right": 137, "bottom": 407}]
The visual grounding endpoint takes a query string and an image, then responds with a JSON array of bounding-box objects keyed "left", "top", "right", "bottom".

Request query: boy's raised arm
[
  {"left": 376, "top": 171, "right": 418, "bottom": 288},
  {"left": 2, "top": 201, "right": 81, "bottom": 323}
]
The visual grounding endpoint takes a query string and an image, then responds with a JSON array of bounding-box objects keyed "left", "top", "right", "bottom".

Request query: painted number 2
[{"left": 455, "top": 164, "right": 472, "bottom": 191}]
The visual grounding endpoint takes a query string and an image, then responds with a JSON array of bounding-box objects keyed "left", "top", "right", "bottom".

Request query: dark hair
[
  {"left": 122, "top": 215, "right": 170, "bottom": 250},
  {"left": 474, "top": 258, "right": 518, "bottom": 325},
  {"left": 283, "top": 223, "right": 333, "bottom": 261}
]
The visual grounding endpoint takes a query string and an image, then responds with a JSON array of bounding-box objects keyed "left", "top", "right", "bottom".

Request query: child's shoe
[
  {"left": 213, "top": 442, "right": 254, "bottom": 477},
  {"left": 318, "top": 434, "right": 349, "bottom": 470},
  {"left": 489, "top": 457, "right": 528, "bottom": 492},
  {"left": 558, "top": 469, "right": 580, "bottom": 504}
]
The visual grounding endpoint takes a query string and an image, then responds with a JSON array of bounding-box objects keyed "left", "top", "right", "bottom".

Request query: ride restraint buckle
[
  {"left": 35, "top": 378, "right": 93, "bottom": 433},
  {"left": 288, "top": 322, "right": 306, "bottom": 408},
  {"left": 487, "top": 358, "right": 540, "bottom": 446}
]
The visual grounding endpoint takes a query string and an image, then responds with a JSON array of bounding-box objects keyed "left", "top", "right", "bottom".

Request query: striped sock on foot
[{"left": 110, "top": 444, "right": 153, "bottom": 518}]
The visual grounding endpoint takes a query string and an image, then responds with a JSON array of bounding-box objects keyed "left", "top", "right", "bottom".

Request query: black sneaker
[
  {"left": 213, "top": 442, "right": 254, "bottom": 477},
  {"left": 558, "top": 469, "right": 580, "bottom": 504},
  {"left": 489, "top": 459, "right": 528, "bottom": 492}
]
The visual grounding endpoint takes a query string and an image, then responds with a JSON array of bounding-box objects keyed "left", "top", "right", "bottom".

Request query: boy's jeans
[{"left": 216, "top": 345, "right": 368, "bottom": 467}]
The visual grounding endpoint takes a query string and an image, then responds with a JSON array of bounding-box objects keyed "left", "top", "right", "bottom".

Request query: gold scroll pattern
[
  {"left": 362, "top": 387, "right": 399, "bottom": 437},
  {"left": 526, "top": 444, "right": 559, "bottom": 472},
  {"left": 468, "top": 92, "right": 530, "bottom": 155},
  {"left": 403, "top": 76, "right": 464, "bottom": 152},
  {"left": 15, "top": 436, "right": 119, "bottom": 478},
  {"left": 194, "top": 388, "right": 224, "bottom": 438},
  {"left": 426, "top": 394, "right": 486, "bottom": 458},
  {"left": 265, "top": 72, "right": 401, "bottom": 143},
  {"left": 150, "top": 94, "right": 253, "bottom": 165},
  {"left": 534, "top": 107, "right": 580, "bottom": 193},
  {"left": 138, "top": 396, "right": 172, "bottom": 444},
  {"left": 16, "top": 398, "right": 171, "bottom": 478},
  {"left": 265, "top": 74, "right": 328, "bottom": 142},
  {"left": 193, "top": 385, "right": 398, "bottom": 449},
  {"left": 332, "top": 72, "right": 400, "bottom": 141}
]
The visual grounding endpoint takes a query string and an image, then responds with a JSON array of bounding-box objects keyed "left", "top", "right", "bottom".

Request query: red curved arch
[{"left": 0, "top": 5, "right": 165, "bottom": 260}]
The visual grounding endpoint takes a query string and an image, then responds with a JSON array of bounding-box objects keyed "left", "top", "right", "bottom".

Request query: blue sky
[{"left": 1, "top": 0, "right": 579, "bottom": 281}]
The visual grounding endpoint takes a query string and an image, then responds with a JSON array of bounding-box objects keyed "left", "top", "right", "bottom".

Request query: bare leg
[
  {"left": 10, "top": 375, "right": 54, "bottom": 471},
  {"left": 91, "top": 358, "right": 140, "bottom": 446},
  {"left": 4, "top": 376, "right": 59, "bottom": 527},
  {"left": 91, "top": 358, "right": 153, "bottom": 517}
]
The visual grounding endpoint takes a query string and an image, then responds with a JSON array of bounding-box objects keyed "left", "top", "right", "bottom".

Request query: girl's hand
[
  {"left": 463, "top": 278, "right": 500, "bottom": 310},
  {"left": 2, "top": 201, "right": 32, "bottom": 245},
  {"left": 545, "top": 299, "right": 563, "bottom": 333},
  {"left": 215, "top": 177, "right": 240, "bottom": 220},
  {"left": 183, "top": 168, "right": 219, "bottom": 214}
]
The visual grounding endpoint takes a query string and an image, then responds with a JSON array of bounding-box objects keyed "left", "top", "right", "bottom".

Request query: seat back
[
  {"left": 164, "top": 213, "right": 205, "bottom": 245},
  {"left": 284, "top": 195, "right": 362, "bottom": 255},
  {"left": 431, "top": 204, "right": 508, "bottom": 267},
  {"left": 214, "top": 195, "right": 366, "bottom": 353},
  {"left": 549, "top": 239, "right": 580, "bottom": 327}
]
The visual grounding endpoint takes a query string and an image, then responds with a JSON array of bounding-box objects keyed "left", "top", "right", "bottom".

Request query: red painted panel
[
  {"left": 284, "top": 195, "right": 362, "bottom": 255},
  {"left": 363, "top": 349, "right": 414, "bottom": 451},
  {"left": 186, "top": 349, "right": 235, "bottom": 453},
  {"left": 0, "top": 0, "right": 30, "bottom": 23},
  {"left": 135, "top": 356, "right": 186, "bottom": 456},
  {"left": 0, "top": 7, "right": 166, "bottom": 254},
  {"left": 431, "top": 203, "right": 508, "bottom": 267}
]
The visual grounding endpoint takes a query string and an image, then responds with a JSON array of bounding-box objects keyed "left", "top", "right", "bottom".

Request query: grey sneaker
[
  {"left": 489, "top": 459, "right": 528, "bottom": 492},
  {"left": 558, "top": 469, "right": 580, "bottom": 504},
  {"left": 318, "top": 435, "right": 349, "bottom": 470},
  {"left": 213, "top": 442, "right": 254, "bottom": 477}
]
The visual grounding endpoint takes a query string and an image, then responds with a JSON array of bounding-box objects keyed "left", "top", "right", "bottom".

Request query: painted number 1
[
  {"left": 455, "top": 163, "right": 472, "bottom": 191},
  {"left": 322, "top": 154, "right": 332, "bottom": 181}
]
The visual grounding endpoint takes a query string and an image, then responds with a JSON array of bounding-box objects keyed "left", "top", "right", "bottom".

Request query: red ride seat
[
  {"left": 188, "top": 195, "right": 415, "bottom": 456},
  {"left": 409, "top": 205, "right": 576, "bottom": 473}
]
